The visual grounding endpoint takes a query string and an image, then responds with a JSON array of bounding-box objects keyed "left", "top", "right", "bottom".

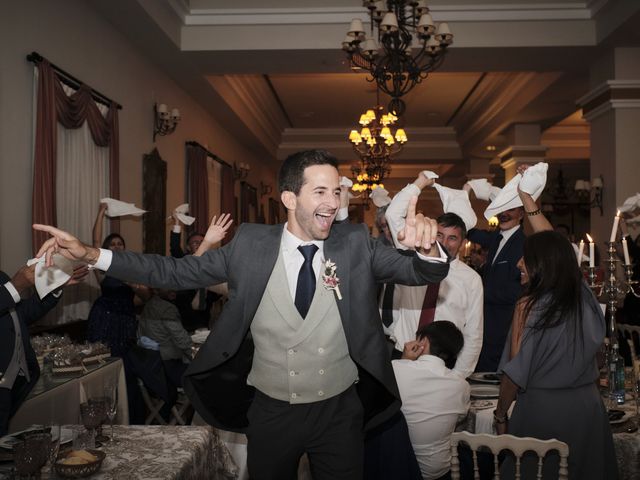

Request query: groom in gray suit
[{"left": 35, "top": 149, "right": 449, "bottom": 480}]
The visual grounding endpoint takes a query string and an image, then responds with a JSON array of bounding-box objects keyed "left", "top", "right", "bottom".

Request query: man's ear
[
  {"left": 281, "top": 191, "right": 296, "bottom": 211},
  {"left": 417, "top": 336, "right": 430, "bottom": 355}
]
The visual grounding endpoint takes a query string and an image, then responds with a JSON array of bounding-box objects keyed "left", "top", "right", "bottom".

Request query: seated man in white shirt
[
  {"left": 393, "top": 321, "right": 470, "bottom": 480},
  {"left": 386, "top": 172, "right": 483, "bottom": 378}
]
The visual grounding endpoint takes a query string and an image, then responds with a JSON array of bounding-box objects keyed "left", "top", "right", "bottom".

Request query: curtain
[
  {"left": 186, "top": 144, "right": 209, "bottom": 234},
  {"left": 220, "top": 163, "right": 235, "bottom": 244},
  {"left": 32, "top": 59, "right": 119, "bottom": 254},
  {"left": 207, "top": 158, "right": 222, "bottom": 225}
]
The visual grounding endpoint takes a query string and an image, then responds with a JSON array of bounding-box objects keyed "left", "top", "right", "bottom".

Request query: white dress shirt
[
  {"left": 391, "top": 259, "right": 484, "bottom": 378},
  {"left": 386, "top": 183, "right": 484, "bottom": 378},
  {"left": 392, "top": 355, "right": 470, "bottom": 480}
]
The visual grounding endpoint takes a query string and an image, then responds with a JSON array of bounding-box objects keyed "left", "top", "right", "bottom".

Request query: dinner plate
[
  {"left": 470, "top": 384, "right": 500, "bottom": 399},
  {"left": 471, "top": 399, "right": 496, "bottom": 410},
  {"left": 469, "top": 372, "right": 501, "bottom": 384}
]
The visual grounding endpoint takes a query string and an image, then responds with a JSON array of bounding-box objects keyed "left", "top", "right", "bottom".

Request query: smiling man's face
[{"left": 285, "top": 164, "right": 341, "bottom": 241}]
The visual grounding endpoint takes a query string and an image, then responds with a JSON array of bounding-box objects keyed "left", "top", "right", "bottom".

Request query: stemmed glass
[
  {"left": 105, "top": 384, "right": 118, "bottom": 442},
  {"left": 48, "top": 425, "right": 61, "bottom": 479},
  {"left": 13, "top": 433, "right": 50, "bottom": 479},
  {"left": 80, "top": 402, "right": 102, "bottom": 447}
]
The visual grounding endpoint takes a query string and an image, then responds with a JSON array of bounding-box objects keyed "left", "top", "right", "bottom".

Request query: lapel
[
  {"left": 267, "top": 251, "right": 304, "bottom": 331},
  {"left": 495, "top": 226, "right": 523, "bottom": 264},
  {"left": 324, "top": 226, "right": 351, "bottom": 338}
]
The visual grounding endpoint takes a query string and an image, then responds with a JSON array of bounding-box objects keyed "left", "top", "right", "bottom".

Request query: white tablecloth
[{"left": 9, "top": 359, "right": 128, "bottom": 432}]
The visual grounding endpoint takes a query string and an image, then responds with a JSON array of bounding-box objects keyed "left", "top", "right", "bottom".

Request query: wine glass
[
  {"left": 80, "top": 402, "right": 102, "bottom": 447},
  {"left": 88, "top": 397, "right": 108, "bottom": 443},
  {"left": 14, "top": 433, "right": 50, "bottom": 479},
  {"left": 105, "top": 384, "right": 118, "bottom": 442},
  {"left": 48, "top": 425, "right": 61, "bottom": 479}
]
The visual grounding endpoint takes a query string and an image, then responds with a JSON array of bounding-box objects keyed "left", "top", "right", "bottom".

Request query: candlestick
[
  {"left": 586, "top": 234, "right": 595, "bottom": 268},
  {"left": 610, "top": 211, "right": 620, "bottom": 243},
  {"left": 622, "top": 237, "right": 630, "bottom": 265},
  {"left": 577, "top": 240, "right": 584, "bottom": 265}
]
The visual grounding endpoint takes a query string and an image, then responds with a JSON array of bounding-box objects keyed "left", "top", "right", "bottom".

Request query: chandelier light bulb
[
  {"left": 348, "top": 18, "right": 365, "bottom": 38},
  {"left": 380, "top": 126, "right": 392, "bottom": 138},
  {"left": 360, "top": 127, "right": 372, "bottom": 139},
  {"left": 380, "top": 12, "right": 399, "bottom": 33},
  {"left": 417, "top": 13, "right": 435, "bottom": 36}
]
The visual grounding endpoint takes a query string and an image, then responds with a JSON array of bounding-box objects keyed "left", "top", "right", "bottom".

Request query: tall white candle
[
  {"left": 577, "top": 239, "right": 584, "bottom": 265},
  {"left": 622, "top": 237, "right": 631, "bottom": 265},
  {"left": 610, "top": 210, "right": 620, "bottom": 243},
  {"left": 586, "top": 234, "right": 595, "bottom": 268}
]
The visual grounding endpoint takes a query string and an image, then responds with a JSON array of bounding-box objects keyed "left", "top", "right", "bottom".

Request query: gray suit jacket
[{"left": 108, "top": 222, "right": 449, "bottom": 432}]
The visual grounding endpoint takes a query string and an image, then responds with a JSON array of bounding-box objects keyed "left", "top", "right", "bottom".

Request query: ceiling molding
[
  {"left": 176, "top": 3, "right": 595, "bottom": 26},
  {"left": 206, "top": 75, "right": 289, "bottom": 155}
]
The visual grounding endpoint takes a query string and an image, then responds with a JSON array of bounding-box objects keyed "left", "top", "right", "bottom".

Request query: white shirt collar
[
  {"left": 281, "top": 222, "right": 324, "bottom": 254},
  {"left": 498, "top": 224, "right": 520, "bottom": 242}
]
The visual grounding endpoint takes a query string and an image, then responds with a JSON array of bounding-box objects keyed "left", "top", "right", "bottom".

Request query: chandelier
[
  {"left": 349, "top": 104, "right": 407, "bottom": 193},
  {"left": 342, "top": 0, "right": 453, "bottom": 116}
]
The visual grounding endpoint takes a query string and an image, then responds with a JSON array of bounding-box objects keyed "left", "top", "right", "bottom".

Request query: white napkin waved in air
[
  {"left": 484, "top": 162, "right": 548, "bottom": 220},
  {"left": 421, "top": 170, "right": 439, "bottom": 180},
  {"left": 370, "top": 187, "right": 391, "bottom": 207},
  {"left": 27, "top": 254, "right": 78, "bottom": 299},
  {"left": 172, "top": 203, "right": 196, "bottom": 226},
  {"left": 340, "top": 176, "right": 353, "bottom": 188},
  {"left": 467, "top": 179, "right": 498, "bottom": 202},
  {"left": 433, "top": 184, "right": 477, "bottom": 231},
  {"left": 101, "top": 197, "right": 146, "bottom": 217},
  {"left": 619, "top": 193, "right": 640, "bottom": 213}
]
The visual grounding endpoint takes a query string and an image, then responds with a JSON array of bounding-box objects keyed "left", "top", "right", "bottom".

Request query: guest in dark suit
[
  {"left": 169, "top": 213, "right": 232, "bottom": 331},
  {"left": 34, "top": 149, "right": 449, "bottom": 480},
  {"left": 467, "top": 206, "right": 525, "bottom": 372},
  {"left": 1, "top": 264, "right": 86, "bottom": 435}
]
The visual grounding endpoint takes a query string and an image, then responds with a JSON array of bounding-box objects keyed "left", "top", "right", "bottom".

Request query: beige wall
[{"left": 0, "top": 1, "right": 276, "bottom": 274}]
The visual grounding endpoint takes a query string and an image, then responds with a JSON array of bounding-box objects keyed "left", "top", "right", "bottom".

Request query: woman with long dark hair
[
  {"left": 494, "top": 227, "right": 618, "bottom": 478},
  {"left": 86, "top": 203, "right": 148, "bottom": 356}
]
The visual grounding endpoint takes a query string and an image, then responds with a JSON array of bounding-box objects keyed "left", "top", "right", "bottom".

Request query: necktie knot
[
  {"left": 295, "top": 244, "right": 319, "bottom": 319},
  {"left": 298, "top": 244, "right": 318, "bottom": 262}
]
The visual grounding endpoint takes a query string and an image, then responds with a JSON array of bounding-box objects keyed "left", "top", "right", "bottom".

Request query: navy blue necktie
[{"left": 295, "top": 244, "right": 318, "bottom": 318}]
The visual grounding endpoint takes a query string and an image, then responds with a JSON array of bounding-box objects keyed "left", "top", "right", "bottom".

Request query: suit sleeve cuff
[
  {"left": 416, "top": 242, "right": 448, "bottom": 263},
  {"left": 93, "top": 248, "right": 113, "bottom": 271},
  {"left": 3, "top": 281, "right": 21, "bottom": 303}
]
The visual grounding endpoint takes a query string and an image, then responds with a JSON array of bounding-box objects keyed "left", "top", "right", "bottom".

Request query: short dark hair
[
  {"left": 102, "top": 233, "right": 126, "bottom": 250},
  {"left": 416, "top": 321, "right": 464, "bottom": 369},
  {"left": 278, "top": 150, "right": 339, "bottom": 194},
  {"left": 186, "top": 231, "right": 204, "bottom": 244},
  {"left": 436, "top": 212, "right": 466, "bottom": 238}
]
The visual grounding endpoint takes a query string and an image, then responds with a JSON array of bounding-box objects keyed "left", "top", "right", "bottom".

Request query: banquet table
[
  {"left": 8, "top": 358, "right": 128, "bottom": 433},
  {"left": 0, "top": 425, "right": 238, "bottom": 480},
  {"left": 462, "top": 394, "right": 640, "bottom": 480}
]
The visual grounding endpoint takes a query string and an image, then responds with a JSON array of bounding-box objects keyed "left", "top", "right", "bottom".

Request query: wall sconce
[
  {"left": 153, "top": 103, "right": 180, "bottom": 142},
  {"left": 260, "top": 182, "right": 273, "bottom": 197},
  {"left": 233, "top": 162, "right": 250, "bottom": 180},
  {"left": 575, "top": 175, "right": 603, "bottom": 216}
]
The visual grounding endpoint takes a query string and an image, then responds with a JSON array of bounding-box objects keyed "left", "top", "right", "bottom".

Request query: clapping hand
[{"left": 397, "top": 196, "right": 439, "bottom": 255}]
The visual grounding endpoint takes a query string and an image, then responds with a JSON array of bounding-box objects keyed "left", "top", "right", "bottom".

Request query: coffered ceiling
[{"left": 87, "top": 0, "right": 640, "bottom": 184}]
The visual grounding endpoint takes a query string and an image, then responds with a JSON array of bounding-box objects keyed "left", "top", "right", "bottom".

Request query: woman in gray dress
[{"left": 494, "top": 230, "right": 618, "bottom": 480}]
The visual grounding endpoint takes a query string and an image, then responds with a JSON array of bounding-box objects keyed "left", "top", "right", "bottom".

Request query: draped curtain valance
[{"left": 32, "top": 59, "right": 120, "bottom": 253}]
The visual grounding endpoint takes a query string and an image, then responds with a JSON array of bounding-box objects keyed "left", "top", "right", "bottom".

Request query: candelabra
[{"left": 588, "top": 242, "right": 639, "bottom": 404}]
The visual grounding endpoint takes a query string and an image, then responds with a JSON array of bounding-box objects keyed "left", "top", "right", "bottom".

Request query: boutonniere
[{"left": 322, "top": 259, "right": 342, "bottom": 300}]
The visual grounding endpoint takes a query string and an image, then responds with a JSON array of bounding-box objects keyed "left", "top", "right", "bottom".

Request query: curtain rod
[
  {"left": 26, "top": 51, "right": 123, "bottom": 110},
  {"left": 186, "top": 141, "right": 231, "bottom": 168}
]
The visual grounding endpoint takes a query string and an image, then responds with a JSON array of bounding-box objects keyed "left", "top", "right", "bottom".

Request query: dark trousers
[
  {"left": 246, "top": 386, "right": 364, "bottom": 480},
  {"left": 0, "top": 374, "right": 38, "bottom": 436}
]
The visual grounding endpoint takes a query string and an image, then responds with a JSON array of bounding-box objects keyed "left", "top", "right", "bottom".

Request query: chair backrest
[{"left": 450, "top": 431, "right": 569, "bottom": 480}]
